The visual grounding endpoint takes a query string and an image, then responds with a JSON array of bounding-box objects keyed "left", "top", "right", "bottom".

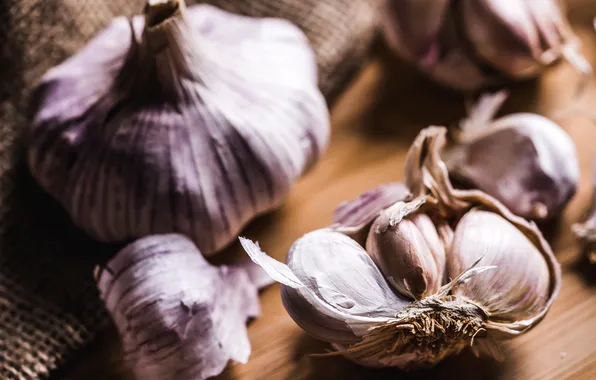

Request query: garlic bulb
[
  {"left": 383, "top": 0, "right": 591, "bottom": 90},
  {"left": 241, "top": 126, "right": 561, "bottom": 369},
  {"left": 573, "top": 157, "right": 596, "bottom": 263},
  {"left": 96, "top": 233, "right": 272, "bottom": 380},
  {"left": 444, "top": 91, "right": 579, "bottom": 220},
  {"left": 27, "top": 0, "right": 329, "bottom": 255}
]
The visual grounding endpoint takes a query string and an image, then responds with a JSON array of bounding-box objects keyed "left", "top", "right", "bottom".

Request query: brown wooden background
[{"left": 57, "top": 2, "right": 596, "bottom": 379}]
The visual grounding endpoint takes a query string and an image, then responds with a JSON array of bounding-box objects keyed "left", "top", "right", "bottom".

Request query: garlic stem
[{"left": 145, "top": 0, "right": 181, "bottom": 28}]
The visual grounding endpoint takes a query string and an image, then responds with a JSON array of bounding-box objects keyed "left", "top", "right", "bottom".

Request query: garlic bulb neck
[
  {"left": 141, "top": 0, "right": 201, "bottom": 95},
  {"left": 145, "top": 0, "right": 181, "bottom": 28}
]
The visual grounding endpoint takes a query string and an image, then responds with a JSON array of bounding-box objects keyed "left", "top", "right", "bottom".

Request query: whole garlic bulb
[
  {"left": 28, "top": 0, "right": 329, "bottom": 255},
  {"left": 96, "top": 233, "right": 272, "bottom": 380},
  {"left": 383, "top": 0, "right": 591, "bottom": 90},
  {"left": 444, "top": 91, "right": 579, "bottom": 220},
  {"left": 241, "top": 126, "right": 561, "bottom": 369}
]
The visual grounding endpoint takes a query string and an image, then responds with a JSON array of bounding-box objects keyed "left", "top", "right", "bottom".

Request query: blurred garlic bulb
[
  {"left": 573, "top": 157, "right": 596, "bottom": 263},
  {"left": 28, "top": 0, "right": 329, "bottom": 255},
  {"left": 241, "top": 126, "right": 561, "bottom": 369},
  {"left": 96, "top": 234, "right": 272, "bottom": 380},
  {"left": 444, "top": 91, "right": 579, "bottom": 220},
  {"left": 383, "top": 0, "right": 591, "bottom": 90}
]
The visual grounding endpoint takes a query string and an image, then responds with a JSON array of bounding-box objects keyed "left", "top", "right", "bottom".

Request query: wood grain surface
[{"left": 57, "top": 6, "right": 596, "bottom": 380}]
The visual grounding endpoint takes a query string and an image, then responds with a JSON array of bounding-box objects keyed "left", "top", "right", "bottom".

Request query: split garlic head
[
  {"left": 242, "top": 126, "right": 561, "bottom": 369},
  {"left": 383, "top": 0, "right": 591, "bottom": 90},
  {"left": 444, "top": 92, "right": 579, "bottom": 220},
  {"left": 96, "top": 234, "right": 271, "bottom": 380},
  {"left": 28, "top": 0, "right": 329, "bottom": 256}
]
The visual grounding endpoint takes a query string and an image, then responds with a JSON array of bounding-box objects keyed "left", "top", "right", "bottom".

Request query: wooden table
[{"left": 60, "top": 7, "right": 596, "bottom": 380}]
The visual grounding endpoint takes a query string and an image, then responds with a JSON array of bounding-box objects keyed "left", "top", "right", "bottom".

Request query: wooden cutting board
[{"left": 57, "top": 7, "right": 596, "bottom": 380}]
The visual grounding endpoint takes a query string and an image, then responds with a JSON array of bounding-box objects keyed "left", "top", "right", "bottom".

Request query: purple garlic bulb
[{"left": 28, "top": 0, "right": 329, "bottom": 256}]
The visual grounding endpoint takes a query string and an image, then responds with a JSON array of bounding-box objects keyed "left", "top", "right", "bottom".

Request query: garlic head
[
  {"left": 28, "top": 0, "right": 329, "bottom": 255},
  {"left": 242, "top": 126, "right": 561, "bottom": 369}
]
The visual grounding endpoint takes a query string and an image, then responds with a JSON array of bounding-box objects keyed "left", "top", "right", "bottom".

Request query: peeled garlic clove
[
  {"left": 365, "top": 203, "right": 441, "bottom": 299},
  {"left": 96, "top": 234, "right": 269, "bottom": 380},
  {"left": 448, "top": 210, "right": 550, "bottom": 321},
  {"left": 332, "top": 182, "right": 410, "bottom": 245},
  {"left": 445, "top": 92, "right": 579, "bottom": 220},
  {"left": 28, "top": 0, "right": 329, "bottom": 256},
  {"left": 241, "top": 231, "right": 409, "bottom": 343}
]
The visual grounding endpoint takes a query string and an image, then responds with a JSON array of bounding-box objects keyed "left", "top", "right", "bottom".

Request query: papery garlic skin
[
  {"left": 28, "top": 1, "right": 329, "bottom": 256},
  {"left": 242, "top": 126, "right": 561, "bottom": 370},
  {"left": 96, "top": 234, "right": 270, "bottom": 380},
  {"left": 383, "top": 0, "right": 590, "bottom": 90},
  {"left": 445, "top": 92, "right": 579, "bottom": 220}
]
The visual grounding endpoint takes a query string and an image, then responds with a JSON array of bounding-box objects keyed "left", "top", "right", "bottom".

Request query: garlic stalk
[
  {"left": 96, "top": 233, "right": 272, "bottom": 380},
  {"left": 241, "top": 126, "right": 561, "bottom": 369},
  {"left": 573, "top": 157, "right": 596, "bottom": 263},
  {"left": 383, "top": 0, "right": 591, "bottom": 90},
  {"left": 444, "top": 91, "right": 579, "bottom": 220},
  {"left": 27, "top": 0, "right": 329, "bottom": 256}
]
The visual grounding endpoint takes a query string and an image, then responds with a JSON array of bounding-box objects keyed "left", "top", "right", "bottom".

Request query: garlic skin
[
  {"left": 242, "top": 126, "right": 561, "bottom": 369},
  {"left": 96, "top": 234, "right": 272, "bottom": 380},
  {"left": 28, "top": 0, "right": 329, "bottom": 256},
  {"left": 444, "top": 91, "right": 579, "bottom": 220},
  {"left": 383, "top": 0, "right": 591, "bottom": 90},
  {"left": 449, "top": 210, "right": 550, "bottom": 321}
]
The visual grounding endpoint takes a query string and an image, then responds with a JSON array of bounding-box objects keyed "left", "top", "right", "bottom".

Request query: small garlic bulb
[
  {"left": 28, "top": 0, "right": 329, "bottom": 255},
  {"left": 96, "top": 234, "right": 271, "bottom": 380},
  {"left": 382, "top": 0, "right": 591, "bottom": 90},
  {"left": 241, "top": 126, "right": 561, "bottom": 369},
  {"left": 444, "top": 91, "right": 579, "bottom": 220}
]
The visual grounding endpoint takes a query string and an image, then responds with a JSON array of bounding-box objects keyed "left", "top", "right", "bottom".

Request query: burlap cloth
[{"left": 0, "top": 1, "right": 379, "bottom": 379}]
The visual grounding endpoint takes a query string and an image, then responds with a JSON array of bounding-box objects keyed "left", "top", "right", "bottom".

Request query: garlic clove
[
  {"left": 384, "top": 0, "right": 450, "bottom": 66},
  {"left": 365, "top": 202, "right": 441, "bottom": 299},
  {"left": 96, "top": 234, "right": 269, "bottom": 380},
  {"left": 383, "top": 0, "right": 590, "bottom": 91},
  {"left": 286, "top": 230, "right": 408, "bottom": 317},
  {"left": 445, "top": 92, "right": 579, "bottom": 220},
  {"left": 332, "top": 182, "right": 410, "bottom": 245},
  {"left": 410, "top": 213, "right": 447, "bottom": 284},
  {"left": 28, "top": 0, "right": 329, "bottom": 256},
  {"left": 461, "top": 0, "right": 542, "bottom": 78},
  {"left": 448, "top": 210, "right": 550, "bottom": 321},
  {"left": 241, "top": 232, "right": 409, "bottom": 343}
]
